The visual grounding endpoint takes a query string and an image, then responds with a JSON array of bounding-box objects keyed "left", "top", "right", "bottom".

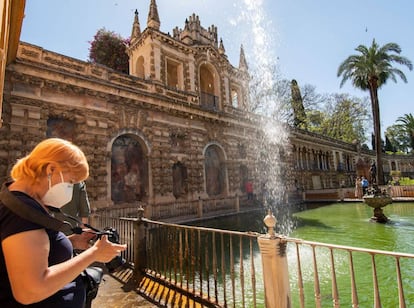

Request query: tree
[
  {"left": 307, "top": 94, "right": 371, "bottom": 144},
  {"left": 88, "top": 28, "right": 129, "bottom": 73},
  {"left": 337, "top": 39, "right": 413, "bottom": 185},
  {"left": 290, "top": 79, "right": 307, "bottom": 129},
  {"left": 384, "top": 135, "right": 396, "bottom": 153},
  {"left": 396, "top": 113, "right": 414, "bottom": 152},
  {"left": 385, "top": 124, "right": 410, "bottom": 153},
  {"left": 248, "top": 65, "right": 325, "bottom": 124}
]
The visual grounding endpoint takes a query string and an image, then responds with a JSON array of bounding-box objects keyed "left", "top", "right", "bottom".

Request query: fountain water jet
[{"left": 233, "top": 0, "right": 297, "bottom": 235}]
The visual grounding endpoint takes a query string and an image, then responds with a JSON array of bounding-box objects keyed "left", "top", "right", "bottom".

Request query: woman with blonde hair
[{"left": 0, "top": 138, "right": 127, "bottom": 307}]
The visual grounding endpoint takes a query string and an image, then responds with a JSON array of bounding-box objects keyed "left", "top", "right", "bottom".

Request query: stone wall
[{"left": 0, "top": 42, "right": 261, "bottom": 211}]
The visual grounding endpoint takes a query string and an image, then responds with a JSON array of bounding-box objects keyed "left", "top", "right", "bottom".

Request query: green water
[
  {"left": 290, "top": 202, "right": 414, "bottom": 252},
  {"left": 287, "top": 202, "right": 414, "bottom": 307},
  {"left": 195, "top": 202, "right": 414, "bottom": 307}
]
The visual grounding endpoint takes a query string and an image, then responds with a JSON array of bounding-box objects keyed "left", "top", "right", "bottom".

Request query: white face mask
[{"left": 41, "top": 171, "right": 74, "bottom": 208}]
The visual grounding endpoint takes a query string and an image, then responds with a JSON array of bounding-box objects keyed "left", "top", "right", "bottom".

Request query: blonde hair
[{"left": 10, "top": 138, "right": 89, "bottom": 183}]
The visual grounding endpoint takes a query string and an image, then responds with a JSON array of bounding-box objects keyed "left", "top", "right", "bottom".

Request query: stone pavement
[{"left": 91, "top": 266, "right": 158, "bottom": 308}]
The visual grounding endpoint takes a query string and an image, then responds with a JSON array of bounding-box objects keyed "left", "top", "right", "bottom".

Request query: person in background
[
  {"left": 245, "top": 180, "right": 254, "bottom": 200},
  {"left": 0, "top": 138, "right": 127, "bottom": 307},
  {"left": 354, "top": 177, "right": 363, "bottom": 199},
  {"left": 61, "top": 181, "right": 90, "bottom": 228},
  {"left": 361, "top": 176, "right": 369, "bottom": 195}
]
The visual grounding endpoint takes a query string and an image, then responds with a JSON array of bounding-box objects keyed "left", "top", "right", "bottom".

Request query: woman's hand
[
  {"left": 90, "top": 235, "right": 127, "bottom": 263},
  {"left": 68, "top": 229, "right": 97, "bottom": 250}
]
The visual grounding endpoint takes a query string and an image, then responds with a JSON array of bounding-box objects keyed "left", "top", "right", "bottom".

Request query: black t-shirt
[{"left": 0, "top": 191, "right": 86, "bottom": 307}]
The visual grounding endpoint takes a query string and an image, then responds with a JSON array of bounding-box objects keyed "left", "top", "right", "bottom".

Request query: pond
[{"left": 192, "top": 201, "right": 414, "bottom": 307}]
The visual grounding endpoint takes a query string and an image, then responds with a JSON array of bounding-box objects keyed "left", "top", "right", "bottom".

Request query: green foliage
[
  {"left": 290, "top": 79, "right": 307, "bottom": 129},
  {"left": 390, "top": 177, "right": 414, "bottom": 185},
  {"left": 396, "top": 113, "right": 414, "bottom": 152},
  {"left": 307, "top": 94, "right": 370, "bottom": 143},
  {"left": 88, "top": 28, "right": 129, "bottom": 73},
  {"left": 337, "top": 39, "right": 413, "bottom": 91},
  {"left": 384, "top": 135, "right": 396, "bottom": 152},
  {"left": 399, "top": 177, "right": 414, "bottom": 185},
  {"left": 385, "top": 124, "right": 411, "bottom": 153}
]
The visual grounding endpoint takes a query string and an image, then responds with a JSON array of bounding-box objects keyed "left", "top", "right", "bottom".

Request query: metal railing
[
  {"left": 200, "top": 91, "right": 219, "bottom": 111},
  {"left": 286, "top": 237, "right": 414, "bottom": 308},
  {"left": 93, "top": 195, "right": 252, "bottom": 222},
  {"left": 91, "top": 211, "right": 414, "bottom": 307},
  {"left": 141, "top": 219, "right": 261, "bottom": 307}
]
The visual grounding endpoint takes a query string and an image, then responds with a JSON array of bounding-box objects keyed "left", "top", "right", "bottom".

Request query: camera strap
[{"left": 0, "top": 181, "right": 66, "bottom": 232}]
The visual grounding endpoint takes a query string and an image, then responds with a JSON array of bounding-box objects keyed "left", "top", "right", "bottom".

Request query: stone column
[
  {"left": 257, "top": 210, "right": 291, "bottom": 308},
  {"left": 133, "top": 206, "right": 147, "bottom": 283},
  {"left": 235, "top": 194, "right": 240, "bottom": 212},
  {"left": 198, "top": 196, "right": 203, "bottom": 218}
]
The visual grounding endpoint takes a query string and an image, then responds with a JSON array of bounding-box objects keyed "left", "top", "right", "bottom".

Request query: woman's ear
[{"left": 45, "top": 163, "right": 56, "bottom": 176}]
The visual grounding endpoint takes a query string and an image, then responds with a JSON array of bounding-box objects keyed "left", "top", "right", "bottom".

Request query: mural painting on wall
[
  {"left": 205, "top": 145, "right": 225, "bottom": 196},
  {"left": 111, "top": 135, "right": 148, "bottom": 203},
  {"left": 47, "top": 118, "right": 75, "bottom": 141}
]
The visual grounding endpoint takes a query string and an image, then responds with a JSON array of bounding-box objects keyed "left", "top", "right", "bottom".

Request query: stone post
[
  {"left": 258, "top": 210, "right": 292, "bottom": 308},
  {"left": 133, "top": 206, "right": 147, "bottom": 283},
  {"left": 198, "top": 196, "right": 203, "bottom": 218}
]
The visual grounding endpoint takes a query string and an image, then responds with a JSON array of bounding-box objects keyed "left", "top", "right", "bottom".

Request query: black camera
[
  {"left": 97, "top": 227, "right": 126, "bottom": 272},
  {"left": 45, "top": 207, "right": 127, "bottom": 273}
]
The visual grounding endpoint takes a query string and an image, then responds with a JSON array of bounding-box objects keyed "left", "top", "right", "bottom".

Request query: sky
[{"left": 20, "top": 0, "right": 414, "bottom": 136}]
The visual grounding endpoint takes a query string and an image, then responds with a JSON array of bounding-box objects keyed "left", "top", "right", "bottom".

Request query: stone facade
[{"left": 290, "top": 127, "right": 414, "bottom": 191}]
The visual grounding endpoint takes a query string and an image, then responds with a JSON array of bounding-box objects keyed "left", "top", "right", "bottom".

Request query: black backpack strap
[{"left": 0, "top": 181, "right": 65, "bottom": 232}]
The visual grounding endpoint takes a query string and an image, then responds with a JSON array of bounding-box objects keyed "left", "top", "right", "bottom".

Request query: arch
[
  {"left": 203, "top": 143, "right": 227, "bottom": 196},
  {"left": 231, "top": 88, "right": 239, "bottom": 108},
  {"left": 136, "top": 56, "right": 145, "bottom": 78},
  {"left": 109, "top": 133, "right": 149, "bottom": 204},
  {"left": 199, "top": 63, "right": 220, "bottom": 111}
]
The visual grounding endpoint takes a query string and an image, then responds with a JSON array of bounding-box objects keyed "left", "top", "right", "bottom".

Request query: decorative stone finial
[
  {"left": 239, "top": 44, "right": 248, "bottom": 71},
  {"left": 218, "top": 38, "right": 225, "bottom": 55},
  {"left": 130, "top": 9, "right": 141, "bottom": 41},
  {"left": 137, "top": 206, "right": 145, "bottom": 220},
  {"left": 147, "top": 0, "right": 160, "bottom": 30},
  {"left": 263, "top": 209, "right": 277, "bottom": 237}
]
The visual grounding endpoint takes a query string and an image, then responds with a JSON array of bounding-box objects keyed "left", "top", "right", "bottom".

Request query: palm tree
[
  {"left": 396, "top": 113, "right": 414, "bottom": 152},
  {"left": 337, "top": 39, "right": 412, "bottom": 185}
]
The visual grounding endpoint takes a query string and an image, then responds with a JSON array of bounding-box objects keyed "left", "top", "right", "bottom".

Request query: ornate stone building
[
  {"left": 290, "top": 128, "right": 414, "bottom": 192},
  {"left": 0, "top": 0, "right": 413, "bottom": 218},
  {"left": 0, "top": 0, "right": 264, "bottom": 216}
]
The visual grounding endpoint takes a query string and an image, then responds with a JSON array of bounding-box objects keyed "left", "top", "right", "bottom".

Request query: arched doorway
[
  {"left": 204, "top": 144, "right": 227, "bottom": 196},
  {"left": 111, "top": 134, "right": 148, "bottom": 203}
]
